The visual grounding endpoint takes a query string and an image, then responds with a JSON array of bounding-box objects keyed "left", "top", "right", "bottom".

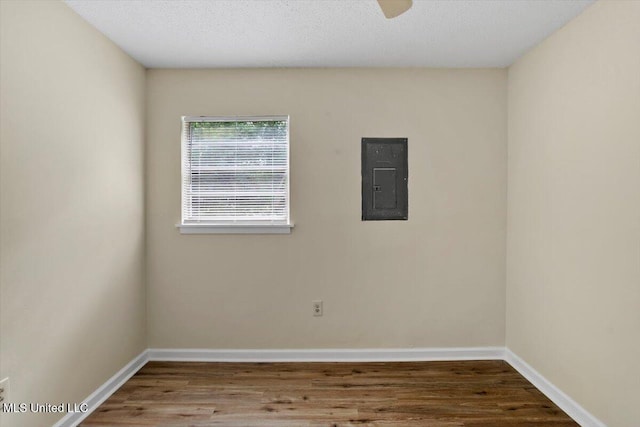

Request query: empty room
[{"left": 0, "top": 0, "right": 638, "bottom": 426}]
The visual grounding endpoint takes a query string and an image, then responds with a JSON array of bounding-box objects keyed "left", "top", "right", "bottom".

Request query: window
[{"left": 178, "top": 116, "right": 292, "bottom": 234}]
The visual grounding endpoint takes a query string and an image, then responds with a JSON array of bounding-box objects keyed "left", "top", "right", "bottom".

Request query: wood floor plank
[{"left": 81, "top": 360, "right": 578, "bottom": 426}]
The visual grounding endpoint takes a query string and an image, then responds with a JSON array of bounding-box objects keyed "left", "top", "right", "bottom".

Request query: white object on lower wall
[
  {"left": 146, "top": 347, "right": 505, "bottom": 363},
  {"left": 0, "top": 377, "right": 9, "bottom": 403}
]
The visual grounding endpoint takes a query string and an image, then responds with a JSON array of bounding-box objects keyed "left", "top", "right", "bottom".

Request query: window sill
[{"left": 176, "top": 223, "right": 294, "bottom": 235}]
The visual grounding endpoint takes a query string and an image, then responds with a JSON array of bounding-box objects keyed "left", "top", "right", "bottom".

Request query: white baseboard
[
  {"left": 147, "top": 346, "right": 505, "bottom": 362},
  {"left": 504, "top": 348, "right": 606, "bottom": 427},
  {"left": 50, "top": 347, "right": 605, "bottom": 427},
  {"left": 53, "top": 349, "right": 149, "bottom": 427}
]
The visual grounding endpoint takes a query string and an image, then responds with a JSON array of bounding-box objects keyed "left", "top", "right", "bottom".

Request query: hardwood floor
[{"left": 81, "top": 360, "right": 578, "bottom": 426}]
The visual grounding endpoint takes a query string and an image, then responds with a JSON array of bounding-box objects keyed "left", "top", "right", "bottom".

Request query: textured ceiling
[{"left": 64, "top": 0, "right": 595, "bottom": 68}]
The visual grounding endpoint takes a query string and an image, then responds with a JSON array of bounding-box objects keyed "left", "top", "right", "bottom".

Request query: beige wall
[
  {"left": 506, "top": 1, "right": 640, "bottom": 426},
  {"left": 146, "top": 68, "right": 507, "bottom": 349},
  {"left": 0, "top": 1, "right": 146, "bottom": 426}
]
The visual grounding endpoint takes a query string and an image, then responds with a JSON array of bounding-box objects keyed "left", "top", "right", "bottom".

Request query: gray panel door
[{"left": 373, "top": 168, "right": 397, "bottom": 210}]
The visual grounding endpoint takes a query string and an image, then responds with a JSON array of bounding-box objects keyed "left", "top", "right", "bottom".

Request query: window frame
[{"left": 177, "top": 115, "right": 293, "bottom": 234}]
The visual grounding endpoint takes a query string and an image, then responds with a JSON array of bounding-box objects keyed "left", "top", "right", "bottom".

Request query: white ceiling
[{"left": 64, "top": 0, "right": 595, "bottom": 68}]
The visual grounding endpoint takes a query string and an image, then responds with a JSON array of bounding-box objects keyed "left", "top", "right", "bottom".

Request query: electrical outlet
[
  {"left": 312, "top": 300, "right": 323, "bottom": 317},
  {"left": 0, "top": 377, "right": 9, "bottom": 403}
]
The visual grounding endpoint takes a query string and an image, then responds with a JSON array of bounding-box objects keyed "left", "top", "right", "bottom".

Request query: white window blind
[{"left": 181, "top": 116, "right": 290, "bottom": 227}]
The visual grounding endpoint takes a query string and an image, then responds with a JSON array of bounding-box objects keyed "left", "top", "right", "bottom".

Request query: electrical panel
[{"left": 361, "top": 138, "right": 408, "bottom": 221}]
